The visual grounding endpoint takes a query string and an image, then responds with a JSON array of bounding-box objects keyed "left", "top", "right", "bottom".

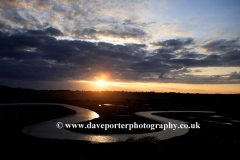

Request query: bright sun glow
[{"left": 95, "top": 80, "right": 105, "bottom": 86}]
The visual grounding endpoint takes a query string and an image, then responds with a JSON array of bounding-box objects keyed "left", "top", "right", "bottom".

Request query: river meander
[{"left": 0, "top": 103, "right": 215, "bottom": 143}]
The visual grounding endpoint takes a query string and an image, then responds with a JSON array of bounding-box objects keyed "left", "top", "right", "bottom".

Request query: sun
[{"left": 95, "top": 80, "right": 105, "bottom": 86}]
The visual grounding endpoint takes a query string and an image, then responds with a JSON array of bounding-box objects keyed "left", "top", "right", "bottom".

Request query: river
[{"left": 0, "top": 103, "right": 215, "bottom": 143}]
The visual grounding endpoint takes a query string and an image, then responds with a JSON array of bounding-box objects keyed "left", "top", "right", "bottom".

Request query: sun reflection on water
[{"left": 79, "top": 135, "right": 119, "bottom": 143}]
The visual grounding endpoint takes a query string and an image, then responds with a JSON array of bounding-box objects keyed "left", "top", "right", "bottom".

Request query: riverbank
[
  {"left": 0, "top": 104, "right": 76, "bottom": 143},
  {"left": 18, "top": 103, "right": 188, "bottom": 142},
  {"left": 1, "top": 86, "right": 239, "bottom": 158},
  {"left": 153, "top": 112, "right": 240, "bottom": 147},
  {"left": 1, "top": 103, "right": 239, "bottom": 148},
  {"left": 0, "top": 103, "right": 161, "bottom": 158},
  {"left": 0, "top": 103, "right": 239, "bottom": 160}
]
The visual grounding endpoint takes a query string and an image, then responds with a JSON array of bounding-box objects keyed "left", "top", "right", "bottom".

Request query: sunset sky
[{"left": 0, "top": 0, "right": 240, "bottom": 93}]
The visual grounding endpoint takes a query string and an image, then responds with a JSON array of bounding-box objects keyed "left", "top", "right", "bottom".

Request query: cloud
[
  {"left": 0, "top": 0, "right": 156, "bottom": 42},
  {"left": 229, "top": 71, "right": 240, "bottom": 80},
  {"left": 0, "top": 0, "right": 239, "bottom": 88},
  {"left": 171, "top": 29, "right": 194, "bottom": 37},
  {"left": 177, "top": 51, "right": 206, "bottom": 59},
  {"left": 156, "top": 74, "right": 236, "bottom": 84},
  {"left": 200, "top": 39, "right": 240, "bottom": 53},
  {"left": 0, "top": 27, "right": 240, "bottom": 84},
  {"left": 27, "top": 27, "right": 63, "bottom": 36},
  {"left": 1, "top": 9, "right": 31, "bottom": 27},
  {"left": 151, "top": 38, "right": 194, "bottom": 50},
  {"left": 31, "top": 0, "right": 54, "bottom": 11},
  {"left": 164, "top": 58, "right": 221, "bottom": 68},
  {"left": 0, "top": 29, "right": 146, "bottom": 81},
  {"left": 0, "top": 21, "right": 12, "bottom": 30},
  {"left": 52, "top": 3, "right": 67, "bottom": 13},
  {"left": 221, "top": 49, "right": 240, "bottom": 66},
  {"left": 157, "top": 18, "right": 201, "bottom": 37},
  {"left": 72, "top": 26, "right": 148, "bottom": 40},
  {"left": 205, "top": 54, "right": 221, "bottom": 60}
]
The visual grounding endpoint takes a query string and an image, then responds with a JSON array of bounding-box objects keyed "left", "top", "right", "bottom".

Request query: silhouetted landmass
[
  {"left": 153, "top": 112, "right": 240, "bottom": 147},
  {"left": 0, "top": 104, "right": 76, "bottom": 140},
  {"left": 1, "top": 85, "right": 239, "bottom": 117},
  {"left": 0, "top": 84, "right": 239, "bottom": 157}
]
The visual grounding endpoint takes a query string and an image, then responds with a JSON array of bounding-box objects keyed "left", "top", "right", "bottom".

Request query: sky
[{"left": 0, "top": 0, "right": 240, "bottom": 93}]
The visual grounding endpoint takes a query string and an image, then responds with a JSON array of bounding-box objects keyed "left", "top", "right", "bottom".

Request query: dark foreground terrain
[
  {"left": 0, "top": 104, "right": 161, "bottom": 159},
  {"left": 0, "top": 85, "right": 239, "bottom": 158}
]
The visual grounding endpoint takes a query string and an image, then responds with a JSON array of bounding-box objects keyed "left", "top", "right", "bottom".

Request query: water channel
[{"left": 0, "top": 103, "right": 215, "bottom": 143}]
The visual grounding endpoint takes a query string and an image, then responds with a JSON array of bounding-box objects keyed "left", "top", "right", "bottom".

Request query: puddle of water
[
  {"left": 100, "top": 104, "right": 128, "bottom": 107},
  {"left": 223, "top": 123, "right": 233, "bottom": 125},
  {"left": 231, "top": 120, "right": 240, "bottom": 123},
  {"left": 203, "top": 120, "right": 232, "bottom": 125},
  {"left": 210, "top": 115, "right": 225, "bottom": 118}
]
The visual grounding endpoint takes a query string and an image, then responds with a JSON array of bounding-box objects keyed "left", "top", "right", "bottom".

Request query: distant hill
[
  {"left": 0, "top": 84, "right": 239, "bottom": 115},
  {"left": 0, "top": 85, "right": 12, "bottom": 90},
  {"left": 0, "top": 85, "right": 38, "bottom": 103}
]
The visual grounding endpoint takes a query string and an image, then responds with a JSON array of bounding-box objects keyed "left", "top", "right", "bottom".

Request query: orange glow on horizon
[
  {"left": 95, "top": 80, "right": 106, "bottom": 86},
  {"left": 75, "top": 80, "right": 240, "bottom": 94}
]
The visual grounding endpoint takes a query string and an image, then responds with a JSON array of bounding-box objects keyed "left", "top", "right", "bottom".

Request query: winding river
[{"left": 0, "top": 103, "right": 215, "bottom": 143}]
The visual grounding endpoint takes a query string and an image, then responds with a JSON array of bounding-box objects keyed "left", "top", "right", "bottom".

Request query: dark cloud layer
[
  {"left": 151, "top": 38, "right": 194, "bottom": 50},
  {"left": 0, "top": 21, "right": 12, "bottom": 30},
  {"left": 73, "top": 27, "right": 147, "bottom": 40},
  {"left": 0, "top": 0, "right": 239, "bottom": 92},
  {"left": 177, "top": 51, "right": 206, "bottom": 59},
  {"left": 0, "top": 0, "right": 150, "bottom": 41},
  {"left": 229, "top": 72, "right": 240, "bottom": 80},
  {"left": 27, "top": 27, "right": 63, "bottom": 36},
  {"left": 0, "top": 27, "right": 240, "bottom": 85},
  {"left": 201, "top": 39, "right": 240, "bottom": 53}
]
